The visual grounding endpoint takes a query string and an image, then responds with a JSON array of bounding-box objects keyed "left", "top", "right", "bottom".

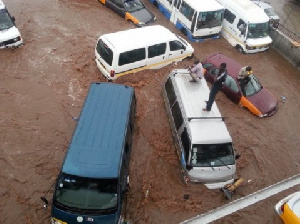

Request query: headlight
[
  {"left": 12, "top": 36, "right": 21, "bottom": 42},
  {"left": 138, "top": 22, "right": 145, "bottom": 26}
]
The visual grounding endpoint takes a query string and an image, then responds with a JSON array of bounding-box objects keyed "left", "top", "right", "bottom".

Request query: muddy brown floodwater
[{"left": 0, "top": 0, "right": 300, "bottom": 224}]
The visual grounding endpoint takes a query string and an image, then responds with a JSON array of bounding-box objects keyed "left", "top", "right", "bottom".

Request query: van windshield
[
  {"left": 190, "top": 143, "right": 235, "bottom": 167},
  {"left": 197, "top": 9, "right": 224, "bottom": 29},
  {"left": 96, "top": 39, "right": 113, "bottom": 66},
  {"left": 124, "top": 0, "right": 145, "bottom": 12},
  {"left": 247, "top": 22, "right": 269, "bottom": 38},
  {"left": 0, "top": 9, "right": 15, "bottom": 31},
  {"left": 54, "top": 173, "right": 118, "bottom": 212}
]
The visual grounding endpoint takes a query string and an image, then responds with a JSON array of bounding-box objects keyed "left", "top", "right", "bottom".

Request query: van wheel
[
  {"left": 236, "top": 45, "right": 244, "bottom": 54},
  {"left": 181, "top": 28, "right": 187, "bottom": 36},
  {"left": 153, "top": 1, "right": 158, "bottom": 8}
]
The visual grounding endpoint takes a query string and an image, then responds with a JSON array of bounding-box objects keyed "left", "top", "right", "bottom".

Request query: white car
[
  {"left": 252, "top": 1, "right": 280, "bottom": 28},
  {"left": 274, "top": 191, "right": 300, "bottom": 223}
]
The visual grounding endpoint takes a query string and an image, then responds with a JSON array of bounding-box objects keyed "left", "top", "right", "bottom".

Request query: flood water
[{"left": 0, "top": 0, "right": 300, "bottom": 224}]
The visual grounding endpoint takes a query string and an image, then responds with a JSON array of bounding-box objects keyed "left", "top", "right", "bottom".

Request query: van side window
[
  {"left": 171, "top": 101, "right": 183, "bottom": 129},
  {"left": 180, "top": 1, "right": 194, "bottom": 21},
  {"left": 119, "top": 48, "right": 146, "bottom": 66},
  {"left": 169, "top": 40, "right": 185, "bottom": 51},
  {"left": 181, "top": 128, "right": 190, "bottom": 162},
  {"left": 148, "top": 43, "right": 167, "bottom": 58},
  {"left": 224, "top": 9, "right": 236, "bottom": 24},
  {"left": 96, "top": 40, "right": 113, "bottom": 66},
  {"left": 165, "top": 78, "right": 176, "bottom": 106}
]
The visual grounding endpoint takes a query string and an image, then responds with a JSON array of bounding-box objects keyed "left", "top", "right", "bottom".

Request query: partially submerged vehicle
[
  {"left": 202, "top": 53, "right": 278, "bottom": 117},
  {"left": 0, "top": 0, "right": 23, "bottom": 48},
  {"left": 98, "top": 0, "right": 156, "bottom": 27}
]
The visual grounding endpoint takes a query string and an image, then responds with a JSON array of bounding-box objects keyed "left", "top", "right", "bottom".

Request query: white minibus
[
  {"left": 0, "top": 0, "right": 23, "bottom": 48},
  {"left": 149, "top": 0, "right": 224, "bottom": 42},
  {"left": 217, "top": 0, "right": 272, "bottom": 53},
  {"left": 95, "top": 25, "right": 194, "bottom": 80},
  {"left": 162, "top": 69, "right": 240, "bottom": 189}
]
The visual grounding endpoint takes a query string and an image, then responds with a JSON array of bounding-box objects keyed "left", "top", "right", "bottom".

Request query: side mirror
[
  {"left": 41, "top": 197, "right": 49, "bottom": 209},
  {"left": 11, "top": 16, "right": 15, "bottom": 22},
  {"left": 235, "top": 154, "right": 241, "bottom": 160},
  {"left": 186, "top": 164, "right": 193, "bottom": 171}
]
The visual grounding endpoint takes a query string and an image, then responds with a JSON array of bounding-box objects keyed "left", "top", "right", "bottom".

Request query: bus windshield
[
  {"left": 196, "top": 9, "right": 224, "bottom": 29},
  {"left": 247, "top": 22, "right": 269, "bottom": 38},
  {"left": 190, "top": 143, "right": 235, "bottom": 167},
  {"left": 54, "top": 173, "right": 118, "bottom": 212},
  {"left": 0, "top": 9, "right": 15, "bottom": 31}
]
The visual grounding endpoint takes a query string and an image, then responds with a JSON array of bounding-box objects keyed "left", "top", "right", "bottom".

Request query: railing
[{"left": 277, "top": 23, "right": 300, "bottom": 44}]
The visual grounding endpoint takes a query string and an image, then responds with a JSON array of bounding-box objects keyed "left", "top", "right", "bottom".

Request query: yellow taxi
[{"left": 274, "top": 192, "right": 300, "bottom": 223}]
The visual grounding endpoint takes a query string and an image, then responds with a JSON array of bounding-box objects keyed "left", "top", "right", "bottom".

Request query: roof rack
[{"left": 188, "top": 117, "right": 226, "bottom": 121}]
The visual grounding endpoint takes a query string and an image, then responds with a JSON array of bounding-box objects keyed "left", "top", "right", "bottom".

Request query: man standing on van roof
[
  {"left": 189, "top": 59, "right": 204, "bottom": 82},
  {"left": 203, "top": 63, "right": 227, "bottom": 112}
]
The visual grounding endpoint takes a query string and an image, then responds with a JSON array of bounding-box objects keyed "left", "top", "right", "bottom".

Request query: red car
[{"left": 201, "top": 53, "right": 278, "bottom": 117}]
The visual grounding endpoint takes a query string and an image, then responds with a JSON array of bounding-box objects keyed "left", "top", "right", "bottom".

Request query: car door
[
  {"left": 167, "top": 39, "right": 187, "bottom": 63},
  {"left": 221, "top": 75, "right": 242, "bottom": 104},
  {"left": 106, "top": 0, "right": 126, "bottom": 18}
]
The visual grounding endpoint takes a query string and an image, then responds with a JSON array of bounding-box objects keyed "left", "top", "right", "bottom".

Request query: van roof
[
  {"left": 186, "top": 0, "right": 224, "bottom": 12},
  {"left": 62, "top": 82, "right": 134, "bottom": 179},
  {"left": 0, "top": 0, "right": 5, "bottom": 10},
  {"left": 217, "top": 0, "right": 269, "bottom": 23},
  {"left": 169, "top": 69, "right": 232, "bottom": 144},
  {"left": 100, "top": 25, "right": 179, "bottom": 53}
]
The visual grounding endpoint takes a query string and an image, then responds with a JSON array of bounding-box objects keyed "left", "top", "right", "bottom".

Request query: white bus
[
  {"left": 217, "top": 0, "right": 272, "bottom": 53},
  {"left": 149, "top": 0, "right": 225, "bottom": 42}
]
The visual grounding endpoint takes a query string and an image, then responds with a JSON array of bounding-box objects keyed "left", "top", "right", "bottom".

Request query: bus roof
[
  {"left": 217, "top": 0, "right": 269, "bottom": 23},
  {"left": 62, "top": 82, "right": 134, "bottom": 179},
  {"left": 170, "top": 69, "right": 232, "bottom": 145},
  {"left": 187, "top": 0, "right": 224, "bottom": 12},
  {"left": 100, "top": 25, "right": 179, "bottom": 53}
]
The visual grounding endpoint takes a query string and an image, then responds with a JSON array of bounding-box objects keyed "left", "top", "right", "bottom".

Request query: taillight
[
  {"left": 110, "top": 70, "right": 115, "bottom": 77},
  {"left": 280, "top": 203, "right": 285, "bottom": 213}
]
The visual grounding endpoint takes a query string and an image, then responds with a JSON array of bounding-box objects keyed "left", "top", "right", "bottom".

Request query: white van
[
  {"left": 95, "top": 25, "right": 194, "bottom": 80},
  {"left": 0, "top": 0, "right": 23, "bottom": 48},
  {"left": 149, "top": 0, "right": 225, "bottom": 42},
  {"left": 217, "top": 0, "right": 272, "bottom": 53},
  {"left": 162, "top": 69, "right": 240, "bottom": 189}
]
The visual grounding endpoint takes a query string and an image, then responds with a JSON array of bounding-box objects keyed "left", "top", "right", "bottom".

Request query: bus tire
[{"left": 236, "top": 45, "right": 244, "bottom": 54}]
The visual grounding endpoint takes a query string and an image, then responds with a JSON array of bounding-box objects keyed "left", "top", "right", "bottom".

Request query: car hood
[
  {"left": 246, "top": 87, "right": 278, "bottom": 116},
  {"left": 130, "top": 8, "right": 155, "bottom": 24}
]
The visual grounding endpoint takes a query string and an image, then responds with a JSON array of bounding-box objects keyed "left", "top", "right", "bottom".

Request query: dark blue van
[{"left": 50, "top": 82, "right": 136, "bottom": 224}]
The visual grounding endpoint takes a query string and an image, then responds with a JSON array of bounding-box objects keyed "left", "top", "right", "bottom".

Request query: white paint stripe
[{"left": 181, "top": 174, "right": 300, "bottom": 224}]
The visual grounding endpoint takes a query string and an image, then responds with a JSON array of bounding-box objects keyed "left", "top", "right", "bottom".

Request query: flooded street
[{"left": 0, "top": 0, "right": 300, "bottom": 223}]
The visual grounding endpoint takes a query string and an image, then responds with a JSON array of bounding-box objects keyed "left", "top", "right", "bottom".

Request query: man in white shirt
[{"left": 189, "top": 59, "right": 204, "bottom": 82}]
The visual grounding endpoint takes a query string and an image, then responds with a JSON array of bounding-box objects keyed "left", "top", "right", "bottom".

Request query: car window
[
  {"left": 148, "top": 43, "right": 166, "bottom": 58},
  {"left": 240, "top": 74, "right": 262, "bottom": 96},
  {"left": 202, "top": 63, "right": 213, "bottom": 69},
  {"left": 209, "top": 68, "right": 219, "bottom": 76},
  {"left": 169, "top": 40, "right": 185, "bottom": 51},
  {"left": 124, "top": 0, "right": 144, "bottom": 12},
  {"left": 224, "top": 75, "right": 239, "bottom": 92}
]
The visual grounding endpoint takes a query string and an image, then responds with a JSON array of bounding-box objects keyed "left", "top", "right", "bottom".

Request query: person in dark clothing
[{"left": 203, "top": 63, "right": 227, "bottom": 112}]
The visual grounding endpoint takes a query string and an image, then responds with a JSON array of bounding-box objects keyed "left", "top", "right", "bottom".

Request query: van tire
[
  {"left": 181, "top": 28, "right": 187, "bottom": 36},
  {"left": 235, "top": 45, "right": 244, "bottom": 54},
  {"left": 153, "top": 1, "right": 158, "bottom": 8}
]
